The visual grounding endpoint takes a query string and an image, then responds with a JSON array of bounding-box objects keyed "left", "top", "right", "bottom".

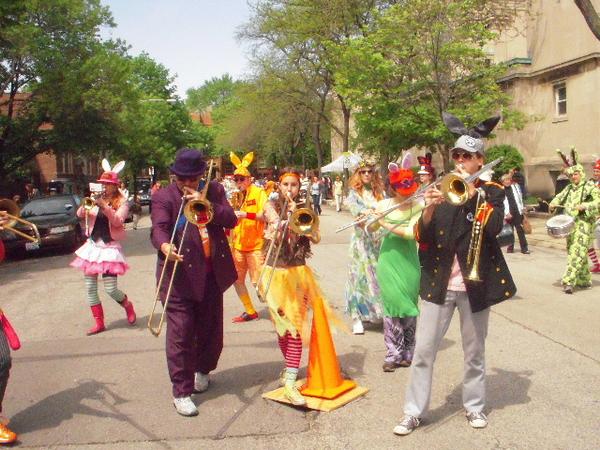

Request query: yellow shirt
[{"left": 232, "top": 184, "right": 267, "bottom": 251}]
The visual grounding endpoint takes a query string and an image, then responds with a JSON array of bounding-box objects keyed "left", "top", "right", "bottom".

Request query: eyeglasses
[
  {"left": 234, "top": 176, "right": 247, "bottom": 182},
  {"left": 359, "top": 169, "right": 373, "bottom": 175},
  {"left": 451, "top": 151, "right": 475, "bottom": 161},
  {"left": 391, "top": 179, "right": 415, "bottom": 190}
]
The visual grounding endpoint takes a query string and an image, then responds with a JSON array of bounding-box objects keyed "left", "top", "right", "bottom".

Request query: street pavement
[{"left": 1, "top": 205, "right": 599, "bottom": 449}]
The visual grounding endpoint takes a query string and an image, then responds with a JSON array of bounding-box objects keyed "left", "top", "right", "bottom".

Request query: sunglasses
[
  {"left": 359, "top": 169, "right": 373, "bottom": 175},
  {"left": 391, "top": 179, "right": 415, "bottom": 190},
  {"left": 234, "top": 176, "right": 247, "bottom": 182},
  {"left": 451, "top": 151, "right": 475, "bottom": 161}
]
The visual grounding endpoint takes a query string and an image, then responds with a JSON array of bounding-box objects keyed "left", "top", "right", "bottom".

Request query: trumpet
[
  {"left": 229, "top": 190, "right": 245, "bottom": 210},
  {"left": 148, "top": 160, "right": 215, "bottom": 337},
  {"left": 0, "top": 198, "right": 41, "bottom": 243},
  {"left": 289, "top": 192, "right": 319, "bottom": 237},
  {"left": 465, "top": 191, "right": 490, "bottom": 282}
]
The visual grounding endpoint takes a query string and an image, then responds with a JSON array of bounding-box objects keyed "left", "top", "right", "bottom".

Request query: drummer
[{"left": 549, "top": 152, "right": 600, "bottom": 293}]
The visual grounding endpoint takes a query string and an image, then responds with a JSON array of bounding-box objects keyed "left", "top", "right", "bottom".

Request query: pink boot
[
  {"left": 121, "top": 296, "right": 136, "bottom": 325},
  {"left": 591, "top": 265, "right": 600, "bottom": 274},
  {"left": 87, "top": 304, "right": 105, "bottom": 335}
]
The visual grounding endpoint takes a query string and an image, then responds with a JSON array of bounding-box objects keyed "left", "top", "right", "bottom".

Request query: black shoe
[{"left": 521, "top": 249, "right": 530, "bottom": 254}]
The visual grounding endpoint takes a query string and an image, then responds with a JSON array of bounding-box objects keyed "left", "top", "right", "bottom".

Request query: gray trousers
[{"left": 404, "top": 291, "right": 489, "bottom": 417}]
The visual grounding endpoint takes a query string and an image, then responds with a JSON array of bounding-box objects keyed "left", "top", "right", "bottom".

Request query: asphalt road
[{"left": 1, "top": 206, "right": 599, "bottom": 449}]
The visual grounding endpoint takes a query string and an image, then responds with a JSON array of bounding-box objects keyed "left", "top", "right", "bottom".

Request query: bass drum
[{"left": 546, "top": 214, "right": 575, "bottom": 238}]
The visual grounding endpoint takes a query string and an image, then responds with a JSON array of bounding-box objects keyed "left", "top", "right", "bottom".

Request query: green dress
[{"left": 376, "top": 200, "right": 421, "bottom": 318}]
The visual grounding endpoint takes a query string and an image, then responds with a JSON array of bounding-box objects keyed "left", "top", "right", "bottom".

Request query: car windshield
[{"left": 21, "top": 197, "right": 77, "bottom": 218}]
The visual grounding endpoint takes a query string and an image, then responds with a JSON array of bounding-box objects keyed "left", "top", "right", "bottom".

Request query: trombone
[
  {"left": 0, "top": 198, "right": 41, "bottom": 243},
  {"left": 148, "top": 161, "right": 214, "bottom": 337}
]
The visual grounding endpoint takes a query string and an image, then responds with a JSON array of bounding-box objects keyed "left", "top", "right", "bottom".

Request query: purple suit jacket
[{"left": 151, "top": 182, "right": 237, "bottom": 301}]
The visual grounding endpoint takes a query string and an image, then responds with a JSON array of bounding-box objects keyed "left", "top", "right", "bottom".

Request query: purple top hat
[{"left": 169, "top": 148, "right": 207, "bottom": 177}]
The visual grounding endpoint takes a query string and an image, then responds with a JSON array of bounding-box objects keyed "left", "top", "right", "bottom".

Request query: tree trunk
[
  {"left": 437, "top": 143, "right": 451, "bottom": 173},
  {"left": 313, "top": 118, "right": 323, "bottom": 176},
  {"left": 574, "top": 0, "right": 600, "bottom": 40}
]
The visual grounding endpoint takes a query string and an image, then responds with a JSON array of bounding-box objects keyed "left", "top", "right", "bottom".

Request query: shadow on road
[{"left": 424, "top": 367, "right": 533, "bottom": 429}]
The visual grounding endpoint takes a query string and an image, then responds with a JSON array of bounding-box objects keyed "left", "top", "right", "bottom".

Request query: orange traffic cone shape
[{"left": 301, "top": 295, "right": 356, "bottom": 399}]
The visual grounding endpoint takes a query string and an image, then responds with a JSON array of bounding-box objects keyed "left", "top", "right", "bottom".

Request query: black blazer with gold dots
[{"left": 415, "top": 181, "right": 517, "bottom": 313}]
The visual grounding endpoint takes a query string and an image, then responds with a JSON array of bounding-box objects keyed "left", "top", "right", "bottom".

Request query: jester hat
[
  {"left": 557, "top": 146, "right": 585, "bottom": 178},
  {"left": 230, "top": 151, "right": 254, "bottom": 177}
]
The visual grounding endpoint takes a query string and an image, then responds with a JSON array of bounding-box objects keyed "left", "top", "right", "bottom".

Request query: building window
[{"left": 554, "top": 83, "right": 567, "bottom": 117}]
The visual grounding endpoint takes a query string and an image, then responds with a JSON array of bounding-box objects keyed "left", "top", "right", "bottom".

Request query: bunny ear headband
[
  {"left": 417, "top": 152, "right": 435, "bottom": 175},
  {"left": 442, "top": 112, "right": 501, "bottom": 155},
  {"left": 557, "top": 146, "right": 585, "bottom": 176},
  {"left": 230, "top": 151, "right": 254, "bottom": 177},
  {"left": 101, "top": 158, "right": 126, "bottom": 174},
  {"left": 388, "top": 152, "right": 418, "bottom": 196}
]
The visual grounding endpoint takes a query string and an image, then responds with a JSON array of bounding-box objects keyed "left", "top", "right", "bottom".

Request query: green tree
[
  {"left": 186, "top": 74, "right": 239, "bottom": 111},
  {"left": 335, "top": 0, "right": 526, "bottom": 171},
  {"left": 485, "top": 144, "right": 524, "bottom": 179},
  {"left": 0, "top": 0, "right": 137, "bottom": 182}
]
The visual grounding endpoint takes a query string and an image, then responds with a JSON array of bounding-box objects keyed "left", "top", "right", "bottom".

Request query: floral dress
[{"left": 344, "top": 187, "right": 384, "bottom": 321}]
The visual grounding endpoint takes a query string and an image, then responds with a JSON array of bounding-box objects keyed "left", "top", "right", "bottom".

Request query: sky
[{"left": 101, "top": 0, "right": 253, "bottom": 98}]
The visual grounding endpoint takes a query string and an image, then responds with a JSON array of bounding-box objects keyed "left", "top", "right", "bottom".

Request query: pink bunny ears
[{"left": 388, "top": 152, "right": 414, "bottom": 173}]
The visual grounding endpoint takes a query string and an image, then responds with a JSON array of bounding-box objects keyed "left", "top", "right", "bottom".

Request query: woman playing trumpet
[
  {"left": 259, "top": 168, "right": 337, "bottom": 406},
  {"left": 70, "top": 160, "right": 136, "bottom": 335}
]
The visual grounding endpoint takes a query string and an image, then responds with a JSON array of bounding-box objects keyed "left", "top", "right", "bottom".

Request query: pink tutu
[{"left": 70, "top": 239, "right": 129, "bottom": 276}]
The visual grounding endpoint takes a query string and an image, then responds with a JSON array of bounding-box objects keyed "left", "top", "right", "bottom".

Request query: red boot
[
  {"left": 87, "top": 304, "right": 105, "bottom": 335},
  {"left": 121, "top": 296, "right": 136, "bottom": 325},
  {"left": 591, "top": 265, "right": 600, "bottom": 274}
]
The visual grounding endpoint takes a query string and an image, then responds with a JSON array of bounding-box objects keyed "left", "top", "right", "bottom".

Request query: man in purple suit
[{"left": 151, "top": 148, "right": 237, "bottom": 416}]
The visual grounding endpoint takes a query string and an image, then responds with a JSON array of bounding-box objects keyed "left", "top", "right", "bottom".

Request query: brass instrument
[
  {"left": 82, "top": 197, "right": 96, "bottom": 210},
  {"left": 439, "top": 173, "right": 470, "bottom": 206},
  {"left": 465, "top": 191, "right": 489, "bottom": 282},
  {"left": 0, "top": 198, "right": 41, "bottom": 243},
  {"left": 229, "top": 190, "right": 245, "bottom": 210},
  {"left": 289, "top": 193, "right": 319, "bottom": 236},
  {"left": 148, "top": 160, "right": 215, "bottom": 337}
]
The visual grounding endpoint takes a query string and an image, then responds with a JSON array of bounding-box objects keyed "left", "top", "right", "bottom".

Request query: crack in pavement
[{"left": 492, "top": 309, "right": 600, "bottom": 365}]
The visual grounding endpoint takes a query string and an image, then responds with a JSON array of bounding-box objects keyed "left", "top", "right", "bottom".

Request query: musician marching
[
  {"left": 70, "top": 160, "right": 136, "bottom": 335},
  {"left": 394, "top": 113, "right": 516, "bottom": 435},
  {"left": 228, "top": 151, "right": 267, "bottom": 323},
  {"left": 150, "top": 148, "right": 237, "bottom": 416},
  {"left": 549, "top": 149, "right": 600, "bottom": 293},
  {"left": 259, "top": 168, "right": 337, "bottom": 406}
]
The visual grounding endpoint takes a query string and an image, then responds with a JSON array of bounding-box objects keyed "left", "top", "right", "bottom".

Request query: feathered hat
[
  {"left": 442, "top": 112, "right": 501, "bottom": 155},
  {"left": 98, "top": 159, "right": 125, "bottom": 185},
  {"left": 389, "top": 152, "right": 418, "bottom": 196},
  {"left": 556, "top": 146, "right": 585, "bottom": 177},
  {"left": 417, "top": 152, "right": 435, "bottom": 176},
  {"left": 230, "top": 151, "right": 254, "bottom": 177}
]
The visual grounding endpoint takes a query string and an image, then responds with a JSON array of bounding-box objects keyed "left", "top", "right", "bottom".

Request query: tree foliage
[
  {"left": 334, "top": 0, "right": 526, "bottom": 171},
  {"left": 186, "top": 74, "right": 240, "bottom": 111},
  {"left": 485, "top": 144, "right": 524, "bottom": 178}
]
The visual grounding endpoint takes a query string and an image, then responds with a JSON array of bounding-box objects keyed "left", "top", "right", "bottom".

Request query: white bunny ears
[
  {"left": 388, "top": 152, "right": 414, "bottom": 173},
  {"left": 101, "top": 158, "right": 126, "bottom": 174}
]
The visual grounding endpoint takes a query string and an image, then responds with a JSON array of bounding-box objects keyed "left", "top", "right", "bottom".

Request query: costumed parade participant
[
  {"left": 417, "top": 153, "right": 436, "bottom": 185},
  {"left": 394, "top": 112, "right": 516, "bottom": 435},
  {"left": 0, "top": 212, "right": 18, "bottom": 445},
  {"left": 229, "top": 151, "right": 267, "bottom": 323},
  {"left": 344, "top": 161, "right": 385, "bottom": 335},
  {"left": 589, "top": 158, "right": 600, "bottom": 273},
  {"left": 259, "top": 168, "right": 338, "bottom": 406},
  {"left": 70, "top": 160, "right": 136, "bottom": 335},
  {"left": 151, "top": 148, "right": 237, "bottom": 416},
  {"left": 374, "top": 155, "right": 422, "bottom": 372},
  {"left": 549, "top": 149, "right": 600, "bottom": 292}
]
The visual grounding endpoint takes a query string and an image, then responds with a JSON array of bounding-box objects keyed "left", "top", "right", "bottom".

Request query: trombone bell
[
  {"left": 289, "top": 208, "right": 319, "bottom": 236},
  {"left": 440, "top": 174, "right": 470, "bottom": 206},
  {"left": 0, "top": 198, "right": 41, "bottom": 243},
  {"left": 184, "top": 199, "right": 213, "bottom": 226}
]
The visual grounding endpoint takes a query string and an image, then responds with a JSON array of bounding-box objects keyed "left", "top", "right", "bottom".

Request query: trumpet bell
[
  {"left": 440, "top": 173, "right": 469, "bottom": 206},
  {"left": 184, "top": 199, "right": 213, "bottom": 225},
  {"left": 82, "top": 197, "right": 96, "bottom": 210},
  {"left": 289, "top": 208, "right": 319, "bottom": 235},
  {"left": 0, "top": 198, "right": 20, "bottom": 228}
]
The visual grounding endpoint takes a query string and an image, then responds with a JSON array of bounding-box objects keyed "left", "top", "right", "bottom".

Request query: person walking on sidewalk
[
  {"left": 229, "top": 151, "right": 267, "bottom": 323},
  {"left": 334, "top": 176, "right": 344, "bottom": 212},
  {"left": 501, "top": 174, "right": 529, "bottom": 254},
  {"left": 151, "top": 148, "right": 237, "bottom": 417},
  {"left": 394, "top": 112, "right": 516, "bottom": 436},
  {"left": 344, "top": 161, "right": 385, "bottom": 335},
  {"left": 310, "top": 176, "right": 322, "bottom": 215},
  {"left": 70, "top": 160, "right": 136, "bottom": 335}
]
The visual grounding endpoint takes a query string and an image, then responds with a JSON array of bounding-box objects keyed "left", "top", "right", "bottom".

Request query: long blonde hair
[{"left": 348, "top": 166, "right": 384, "bottom": 200}]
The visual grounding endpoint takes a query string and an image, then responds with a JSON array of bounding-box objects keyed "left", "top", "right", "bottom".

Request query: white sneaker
[
  {"left": 466, "top": 411, "right": 488, "bottom": 429},
  {"left": 173, "top": 396, "right": 198, "bottom": 416},
  {"left": 194, "top": 372, "right": 210, "bottom": 393},
  {"left": 352, "top": 318, "right": 364, "bottom": 335},
  {"left": 393, "top": 415, "right": 421, "bottom": 435}
]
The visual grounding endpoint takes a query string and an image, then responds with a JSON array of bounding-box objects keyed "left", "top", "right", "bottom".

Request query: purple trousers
[{"left": 166, "top": 272, "right": 223, "bottom": 398}]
